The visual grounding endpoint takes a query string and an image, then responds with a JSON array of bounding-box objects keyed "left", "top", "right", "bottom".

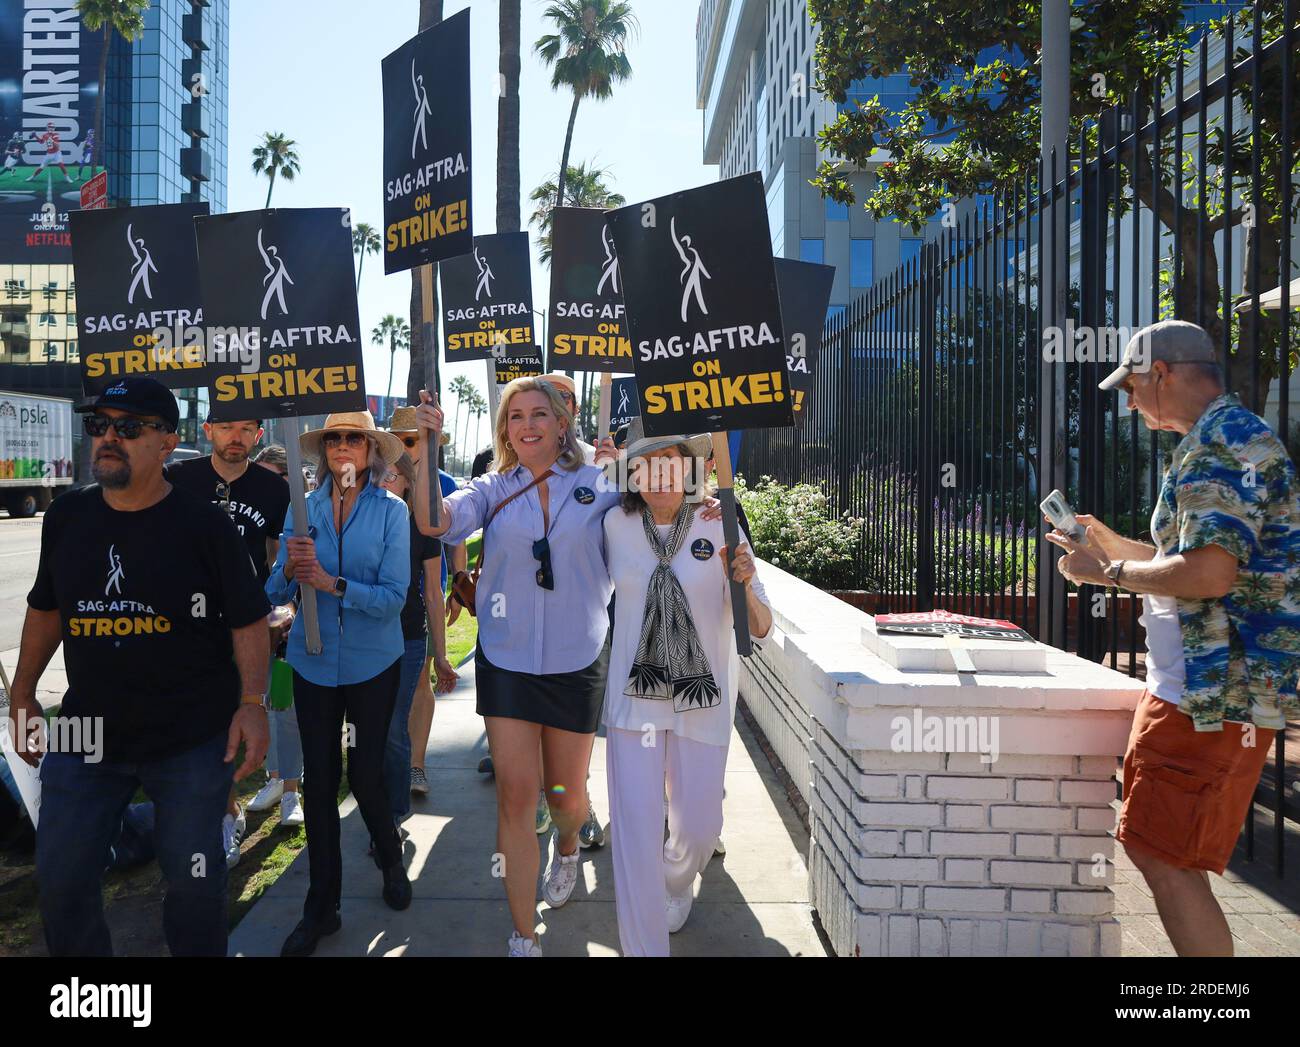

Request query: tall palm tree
[
  {"left": 251, "top": 132, "right": 300, "bottom": 208},
  {"left": 498, "top": 0, "right": 521, "bottom": 233},
  {"left": 77, "top": 0, "right": 150, "bottom": 183},
  {"left": 528, "top": 162, "right": 626, "bottom": 264},
  {"left": 409, "top": 0, "right": 444, "bottom": 404},
  {"left": 469, "top": 393, "right": 488, "bottom": 462},
  {"left": 464, "top": 389, "right": 487, "bottom": 465},
  {"left": 372, "top": 315, "right": 411, "bottom": 400},
  {"left": 447, "top": 374, "right": 474, "bottom": 456},
  {"left": 353, "top": 223, "right": 381, "bottom": 290},
  {"left": 535, "top": 1, "right": 638, "bottom": 210}
]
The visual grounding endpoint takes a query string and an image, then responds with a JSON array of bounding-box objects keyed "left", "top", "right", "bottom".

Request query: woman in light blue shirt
[
  {"left": 265, "top": 411, "right": 411, "bottom": 958},
  {"left": 415, "top": 377, "right": 619, "bottom": 957}
]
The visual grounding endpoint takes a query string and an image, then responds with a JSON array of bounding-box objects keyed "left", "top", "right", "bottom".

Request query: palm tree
[
  {"left": 447, "top": 374, "right": 474, "bottom": 456},
  {"left": 77, "top": 0, "right": 149, "bottom": 182},
  {"left": 498, "top": 0, "right": 521, "bottom": 233},
  {"left": 469, "top": 393, "right": 488, "bottom": 462},
  {"left": 353, "top": 223, "right": 381, "bottom": 290},
  {"left": 535, "top": 1, "right": 638, "bottom": 210},
  {"left": 528, "top": 162, "right": 626, "bottom": 264},
  {"left": 409, "top": 0, "right": 445, "bottom": 404},
  {"left": 251, "top": 132, "right": 301, "bottom": 208},
  {"left": 372, "top": 315, "right": 411, "bottom": 400},
  {"left": 465, "top": 390, "right": 487, "bottom": 464}
]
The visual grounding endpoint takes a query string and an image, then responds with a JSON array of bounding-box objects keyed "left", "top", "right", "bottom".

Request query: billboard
[{"left": 0, "top": 2, "right": 108, "bottom": 261}]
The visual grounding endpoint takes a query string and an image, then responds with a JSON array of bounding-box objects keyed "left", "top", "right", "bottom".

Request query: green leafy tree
[
  {"left": 372, "top": 315, "right": 410, "bottom": 400},
  {"left": 353, "top": 223, "right": 381, "bottom": 290},
  {"left": 809, "top": 0, "right": 1299, "bottom": 411},
  {"left": 77, "top": 0, "right": 150, "bottom": 181},
  {"left": 535, "top": 0, "right": 638, "bottom": 210},
  {"left": 528, "top": 162, "right": 626, "bottom": 264},
  {"left": 250, "top": 131, "right": 300, "bottom": 208}
]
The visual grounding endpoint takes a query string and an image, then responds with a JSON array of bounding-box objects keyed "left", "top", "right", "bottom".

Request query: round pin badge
[
  {"left": 573, "top": 486, "right": 595, "bottom": 505},
  {"left": 691, "top": 538, "right": 714, "bottom": 561}
]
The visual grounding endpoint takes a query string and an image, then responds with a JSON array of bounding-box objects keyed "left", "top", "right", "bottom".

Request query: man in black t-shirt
[
  {"left": 166, "top": 415, "right": 291, "bottom": 867},
  {"left": 6, "top": 378, "right": 271, "bottom": 957}
]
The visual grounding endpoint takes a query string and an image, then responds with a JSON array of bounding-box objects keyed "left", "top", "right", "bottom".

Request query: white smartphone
[{"left": 1040, "top": 489, "right": 1086, "bottom": 543}]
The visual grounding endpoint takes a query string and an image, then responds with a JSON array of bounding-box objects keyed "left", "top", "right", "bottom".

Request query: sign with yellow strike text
[
  {"left": 381, "top": 9, "right": 473, "bottom": 273},
  {"left": 546, "top": 207, "right": 630, "bottom": 372},
  {"left": 439, "top": 231, "right": 533, "bottom": 363},
  {"left": 605, "top": 174, "right": 793, "bottom": 436},
  {"left": 194, "top": 207, "right": 367, "bottom": 420}
]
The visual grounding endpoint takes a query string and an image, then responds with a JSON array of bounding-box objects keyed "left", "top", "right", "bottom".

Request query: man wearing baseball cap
[
  {"left": 7, "top": 377, "right": 272, "bottom": 956},
  {"left": 1046, "top": 320, "right": 1300, "bottom": 956}
]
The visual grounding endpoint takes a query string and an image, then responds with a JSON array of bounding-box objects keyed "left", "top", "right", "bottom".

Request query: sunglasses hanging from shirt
[{"left": 449, "top": 470, "right": 553, "bottom": 617}]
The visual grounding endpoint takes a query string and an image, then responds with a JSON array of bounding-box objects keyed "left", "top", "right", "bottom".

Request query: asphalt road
[{"left": 0, "top": 514, "right": 43, "bottom": 652}]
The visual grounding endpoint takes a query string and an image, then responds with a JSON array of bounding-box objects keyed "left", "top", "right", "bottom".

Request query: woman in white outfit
[{"left": 602, "top": 421, "right": 773, "bottom": 957}]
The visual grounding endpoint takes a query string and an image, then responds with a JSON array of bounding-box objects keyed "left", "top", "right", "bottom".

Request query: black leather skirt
[{"left": 474, "top": 640, "right": 608, "bottom": 734}]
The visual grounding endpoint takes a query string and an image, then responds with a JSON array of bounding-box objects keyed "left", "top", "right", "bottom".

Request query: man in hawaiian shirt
[{"left": 1048, "top": 319, "right": 1299, "bottom": 957}]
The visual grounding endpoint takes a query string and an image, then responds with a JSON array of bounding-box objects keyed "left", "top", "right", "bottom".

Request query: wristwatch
[
  {"left": 1102, "top": 559, "right": 1126, "bottom": 588},
  {"left": 332, "top": 576, "right": 348, "bottom": 599},
  {"left": 241, "top": 694, "right": 267, "bottom": 708}
]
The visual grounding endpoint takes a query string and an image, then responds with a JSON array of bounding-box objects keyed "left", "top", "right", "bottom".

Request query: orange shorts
[{"left": 1117, "top": 691, "right": 1275, "bottom": 875}]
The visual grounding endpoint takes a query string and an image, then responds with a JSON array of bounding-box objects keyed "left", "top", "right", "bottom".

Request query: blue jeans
[
  {"left": 36, "top": 733, "right": 232, "bottom": 956},
  {"left": 267, "top": 707, "right": 303, "bottom": 781},
  {"left": 384, "top": 636, "right": 428, "bottom": 821}
]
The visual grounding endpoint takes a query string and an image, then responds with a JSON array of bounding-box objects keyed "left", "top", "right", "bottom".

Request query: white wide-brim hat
[
  {"left": 602, "top": 416, "right": 712, "bottom": 482},
  {"left": 300, "top": 411, "right": 404, "bottom": 465}
]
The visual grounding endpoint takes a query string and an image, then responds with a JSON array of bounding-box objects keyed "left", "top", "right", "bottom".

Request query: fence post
[
  {"left": 836, "top": 305, "right": 853, "bottom": 517},
  {"left": 916, "top": 242, "right": 937, "bottom": 611}
]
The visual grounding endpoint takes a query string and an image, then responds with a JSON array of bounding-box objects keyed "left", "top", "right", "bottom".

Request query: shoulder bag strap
[{"left": 471, "top": 469, "right": 555, "bottom": 572}]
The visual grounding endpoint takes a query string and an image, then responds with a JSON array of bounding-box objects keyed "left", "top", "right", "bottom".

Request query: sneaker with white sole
[
  {"left": 578, "top": 801, "right": 606, "bottom": 849},
  {"left": 543, "top": 846, "right": 581, "bottom": 908},
  {"left": 222, "top": 805, "right": 246, "bottom": 870},
  {"left": 248, "top": 778, "right": 284, "bottom": 812},
  {"left": 535, "top": 791, "right": 552, "bottom": 835},
  {"left": 714, "top": 837, "right": 726, "bottom": 857},
  {"left": 410, "top": 766, "right": 430, "bottom": 796},
  {"left": 280, "top": 792, "right": 304, "bottom": 827},
  {"left": 507, "top": 932, "right": 542, "bottom": 957},
  {"left": 666, "top": 892, "right": 693, "bottom": 934}
]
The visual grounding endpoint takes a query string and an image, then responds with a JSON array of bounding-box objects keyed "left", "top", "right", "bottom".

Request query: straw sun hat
[
  {"left": 388, "top": 404, "right": 450, "bottom": 446},
  {"left": 300, "top": 411, "right": 404, "bottom": 464}
]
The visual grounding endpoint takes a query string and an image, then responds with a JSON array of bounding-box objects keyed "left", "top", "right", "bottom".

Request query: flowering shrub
[{"left": 735, "top": 475, "right": 866, "bottom": 591}]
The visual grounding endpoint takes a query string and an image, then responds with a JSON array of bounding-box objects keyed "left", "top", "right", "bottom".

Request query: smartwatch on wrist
[
  {"left": 332, "top": 576, "right": 348, "bottom": 599},
  {"left": 1102, "top": 559, "right": 1126, "bottom": 588}
]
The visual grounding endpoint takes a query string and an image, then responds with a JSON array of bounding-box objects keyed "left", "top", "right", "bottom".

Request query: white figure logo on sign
[
  {"left": 670, "top": 216, "right": 711, "bottom": 323},
  {"left": 597, "top": 225, "right": 621, "bottom": 297},
  {"left": 474, "top": 247, "right": 495, "bottom": 302},
  {"left": 126, "top": 223, "right": 157, "bottom": 305},
  {"left": 258, "top": 229, "right": 294, "bottom": 320},
  {"left": 411, "top": 58, "right": 433, "bottom": 159}
]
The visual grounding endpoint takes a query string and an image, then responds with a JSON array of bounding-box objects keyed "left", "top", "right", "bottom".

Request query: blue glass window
[
  {"left": 826, "top": 197, "right": 848, "bottom": 222},
  {"left": 900, "top": 239, "right": 923, "bottom": 270},
  {"left": 850, "top": 239, "right": 874, "bottom": 287},
  {"left": 800, "top": 238, "right": 824, "bottom": 264}
]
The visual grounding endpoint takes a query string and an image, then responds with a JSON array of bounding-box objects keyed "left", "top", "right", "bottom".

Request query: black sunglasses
[
  {"left": 533, "top": 537, "right": 554, "bottom": 590},
  {"left": 215, "top": 481, "right": 235, "bottom": 517},
  {"left": 322, "top": 432, "right": 369, "bottom": 448},
  {"left": 400, "top": 435, "right": 418, "bottom": 449},
  {"left": 83, "top": 414, "right": 171, "bottom": 439}
]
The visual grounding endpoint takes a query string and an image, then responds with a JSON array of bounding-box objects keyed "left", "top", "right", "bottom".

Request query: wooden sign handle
[
  {"left": 420, "top": 263, "right": 443, "bottom": 524},
  {"left": 597, "top": 372, "right": 613, "bottom": 438},
  {"left": 283, "top": 433, "right": 322, "bottom": 655},
  {"left": 711, "top": 431, "right": 752, "bottom": 658}
]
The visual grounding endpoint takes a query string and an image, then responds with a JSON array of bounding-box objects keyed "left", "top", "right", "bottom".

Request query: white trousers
[{"left": 606, "top": 726, "right": 729, "bottom": 957}]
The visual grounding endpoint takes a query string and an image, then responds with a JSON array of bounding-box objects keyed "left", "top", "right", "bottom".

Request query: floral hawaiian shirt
[{"left": 1151, "top": 394, "right": 1300, "bottom": 731}]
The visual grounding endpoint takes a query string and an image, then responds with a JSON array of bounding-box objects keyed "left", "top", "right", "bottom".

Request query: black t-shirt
[
  {"left": 27, "top": 485, "right": 271, "bottom": 763},
  {"left": 401, "top": 515, "right": 441, "bottom": 641},
  {"left": 165, "top": 456, "right": 290, "bottom": 584}
]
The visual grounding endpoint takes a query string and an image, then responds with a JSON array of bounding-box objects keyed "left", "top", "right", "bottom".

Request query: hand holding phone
[{"left": 1040, "top": 489, "right": 1087, "bottom": 543}]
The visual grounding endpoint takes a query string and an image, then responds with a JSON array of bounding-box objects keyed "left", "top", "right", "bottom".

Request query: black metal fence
[{"left": 741, "top": 5, "right": 1298, "bottom": 871}]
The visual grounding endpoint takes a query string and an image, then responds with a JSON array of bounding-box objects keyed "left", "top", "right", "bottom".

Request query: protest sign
[
  {"left": 774, "top": 257, "right": 835, "bottom": 427},
  {"left": 381, "top": 9, "right": 473, "bottom": 273},
  {"left": 494, "top": 346, "right": 544, "bottom": 385},
  {"left": 607, "top": 375, "right": 639, "bottom": 437},
  {"left": 439, "top": 231, "right": 534, "bottom": 364},
  {"left": 194, "top": 207, "right": 366, "bottom": 421},
  {"left": 546, "top": 207, "right": 631, "bottom": 372},
  {"left": 70, "top": 203, "right": 212, "bottom": 394},
  {"left": 605, "top": 173, "right": 793, "bottom": 437}
]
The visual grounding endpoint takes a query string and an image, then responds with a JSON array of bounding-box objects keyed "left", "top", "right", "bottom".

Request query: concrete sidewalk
[{"left": 227, "top": 661, "right": 828, "bottom": 957}]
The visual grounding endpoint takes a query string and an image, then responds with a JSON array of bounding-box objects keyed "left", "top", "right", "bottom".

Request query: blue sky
[{"left": 227, "top": 0, "right": 715, "bottom": 432}]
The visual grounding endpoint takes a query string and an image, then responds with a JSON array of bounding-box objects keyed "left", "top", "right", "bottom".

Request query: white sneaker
[
  {"left": 222, "top": 805, "right": 246, "bottom": 870},
  {"left": 280, "top": 792, "right": 304, "bottom": 827},
  {"left": 507, "top": 932, "right": 543, "bottom": 957},
  {"left": 543, "top": 846, "right": 581, "bottom": 908},
  {"left": 714, "top": 837, "right": 726, "bottom": 857},
  {"left": 666, "top": 892, "right": 693, "bottom": 934},
  {"left": 247, "top": 778, "right": 284, "bottom": 812}
]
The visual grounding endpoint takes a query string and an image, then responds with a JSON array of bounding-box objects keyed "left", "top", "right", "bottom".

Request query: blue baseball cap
[{"left": 76, "top": 377, "right": 179, "bottom": 431}]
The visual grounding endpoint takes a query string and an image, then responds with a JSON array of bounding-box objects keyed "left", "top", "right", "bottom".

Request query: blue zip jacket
[{"left": 266, "top": 474, "right": 410, "bottom": 687}]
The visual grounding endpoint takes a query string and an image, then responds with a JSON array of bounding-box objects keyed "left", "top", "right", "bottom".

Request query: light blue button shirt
[
  {"left": 443, "top": 462, "right": 620, "bottom": 675},
  {"left": 266, "top": 474, "right": 410, "bottom": 687}
]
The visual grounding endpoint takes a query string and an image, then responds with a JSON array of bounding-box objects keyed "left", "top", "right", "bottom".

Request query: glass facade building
[{"left": 0, "top": 0, "right": 229, "bottom": 454}]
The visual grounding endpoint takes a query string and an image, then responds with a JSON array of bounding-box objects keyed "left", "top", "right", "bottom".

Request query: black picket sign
[
  {"left": 381, "top": 9, "right": 473, "bottom": 274},
  {"left": 70, "top": 202, "right": 211, "bottom": 395},
  {"left": 773, "top": 257, "right": 836, "bottom": 428},
  {"left": 494, "top": 346, "right": 544, "bottom": 386},
  {"left": 194, "top": 208, "right": 366, "bottom": 421},
  {"left": 439, "top": 231, "right": 534, "bottom": 364},
  {"left": 546, "top": 206, "right": 631, "bottom": 373},
  {"left": 607, "top": 376, "right": 639, "bottom": 437},
  {"left": 605, "top": 173, "right": 793, "bottom": 436}
]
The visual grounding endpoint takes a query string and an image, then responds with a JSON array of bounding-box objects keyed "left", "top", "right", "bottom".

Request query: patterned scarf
[{"left": 625, "top": 501, "right": 721, "bottom": 712}]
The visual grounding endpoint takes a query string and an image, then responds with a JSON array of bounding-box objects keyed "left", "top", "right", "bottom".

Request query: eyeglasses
[
  {"left": 382, "top": 472, "right": 398, "bottom": 484},
  {"left": 83, "top": 414, "right": 172, "bottom": 439},
  {"left": 322, "top": 432, "right": 369, "bottom": 448},
  {"left": 533, "top": 537, "right": 554, "bottom": 590}
]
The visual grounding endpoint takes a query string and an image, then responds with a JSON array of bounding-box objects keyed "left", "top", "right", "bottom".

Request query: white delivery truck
[{"left": 0, "top": 390, "right": 74, "bottom": 518}]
